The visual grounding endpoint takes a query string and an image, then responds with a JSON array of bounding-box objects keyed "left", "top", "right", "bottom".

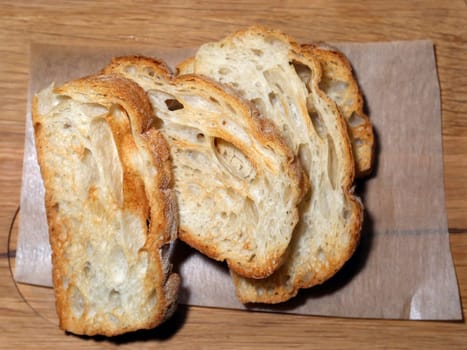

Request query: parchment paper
[{"left": 14, "top": 40, "right": 462, "bottom": 320}]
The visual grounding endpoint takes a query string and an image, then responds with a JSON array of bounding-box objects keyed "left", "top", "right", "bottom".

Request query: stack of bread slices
[{"left": 33, "top": 26, "right": 374, "bottom": 336}]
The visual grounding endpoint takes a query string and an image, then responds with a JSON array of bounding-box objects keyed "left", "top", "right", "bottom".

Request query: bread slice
[
  {"left": 33, "top": 74, "right": 179, "bottom": 336},
  {"left": 181, "top": 26, "right": 363, "bottom": 303},
  {"left": 302, "top": 44, "right": 374, "bottom": 177},
  {"left": 102, "top": 56, "right": 308, "bottom": 279},
  {"left": 178, "top": 46, "right": 374, "bottom": 178}
]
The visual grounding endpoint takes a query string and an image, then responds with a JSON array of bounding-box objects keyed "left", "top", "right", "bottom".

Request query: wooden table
[{"left": 1, "top": 1, "right": 466, "bottom": 348}]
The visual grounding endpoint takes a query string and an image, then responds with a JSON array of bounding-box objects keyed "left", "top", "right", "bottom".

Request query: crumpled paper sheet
[{"left": 14, "top": 40, "right": 462, "bottom": 320}]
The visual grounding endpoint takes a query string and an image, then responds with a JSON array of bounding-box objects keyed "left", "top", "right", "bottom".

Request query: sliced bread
[
  {"left": 302, "top": 44, "right": 374, "bottom": 177},
  {"left": 102, "top": 56, "right": 308, "bottom": 279},
  {"left": 178, "top": 45, "right": 374, "bottom": 178},
  {"left": 33, "top": 74, "right": 179, "bottom": 336},
  {"left": 181, "top": 26, "right": 363, "bottom": 303}
]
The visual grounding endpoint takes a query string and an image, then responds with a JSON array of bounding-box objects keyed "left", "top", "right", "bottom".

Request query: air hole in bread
[
  {"left": 263, "top": 68, "right": 283, "bottom": 92},
  {"left": 80, "top": 147, "right": 93, "bottom": 162},
  {"left": 343, "top": 205, "right": 351, "bottom": 221},
  {"left": 320, "top": 79, "right": 348, "bottom": 104},
  {"left": 218, "top": 67, "right": 231, "bottom": 75},
  {"left": 109, "top": 289, "right": 121, "bottom": 307},
  {"left": 146, "top": 218, "right": 151, "bottom": 230},
  {"left": 165, "top": 99, "right": 184, "bottom": 111},
  {"left": 317, "top": 247, "right": 326, "bottom": 262},
  {"left": 147, "top": 290, "right": 157, "bottom": 309},
  {"left": 224, "top": 102, "right": 236, "bottom": 115},
  {"left": 152, "top": 116, "right": 165, "bottom": 129},
  {"left": 124, "top": 64, "right": 137, "bottom": 75},
  {"left": 244, "top": 196, "right": 259, "bottom": 226},
  {"left": 268, "top": 91, "right": 278, "bottom": 106},
  {"left": 70, "top": 286, "right": 85, "bottom": 318},
  {"left": 250, "top": 98, "right": 266, "bottom": 115},
  {"left": 180, "top": 94, "right": 222, "bottom": 113},
  {"left": 274, "top": 83, "right": 284, "bottom": 94},
  {"left": 327, "top": 135, "right": 338, "bottom": 190},
  {"left": 56, "top": 94, "right": 71, "bottom": 103},
  {"left": 348, "top": 112, "right": 365, "bottom": 128},
  {"left": 81, "top": 103, "right": 109, "bottom": 118},
  {"left": 166, "top": 124, "right": 208, "bottom": 146},
  {"left": 298, "top": 143, "right": 312, "bottom": 171},
  {"left": 213, "top": 138, "right": 256, "bottom": 181},
  {"left": 196, "top": 133, "right": 205, "bottom": 142},
  {"left": 354, "top": 137, "right": 363, "bottom": 147},
  {"left": 51, "top": 202, "right": 60, "bottom": 213},
  {"left": 309, "top": 111, "right": 327, "bottom": 139},
  {"left": 143, "top": 66, "right": 155, "bottom": 77},
  {"left": 248, "top": 253, "right": 256, "bottom": 262},
  {"left": 33, "top": 122, "right": 42, "bottom": 136},
  {"left": 251, "top": 48, "right": 264, "bottom": 56},
  {"left": 209, "top": 96, "right": 220, "bottom": 105},
  {"left": 291, "top": 60, "right": 312, "bottom": 88},
  {"left": 83, "top": 261, "right": 92, "bottom": 278}
]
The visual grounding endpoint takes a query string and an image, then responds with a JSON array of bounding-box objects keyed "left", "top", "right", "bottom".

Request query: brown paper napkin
[{"left": 14, "top": 40, "right": 462, "bottom": 320}]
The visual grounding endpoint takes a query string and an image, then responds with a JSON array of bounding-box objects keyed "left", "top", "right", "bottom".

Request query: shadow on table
[{"left": 72, "top": 303, "right": 189, "bottom": 344}]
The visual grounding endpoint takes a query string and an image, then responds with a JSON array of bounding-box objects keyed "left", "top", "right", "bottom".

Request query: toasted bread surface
[
  {"left": 103, "top": 56, "right": 308, "bottom": 279},
  {"left": 186, "top": 26, "right": 363, "bottom": 303},
  {"left": 33, "top": 74, "right": 179, "bottom": 336}
]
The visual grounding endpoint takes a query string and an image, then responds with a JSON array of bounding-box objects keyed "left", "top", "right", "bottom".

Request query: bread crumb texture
[{"left": 33, "top": 77, "right": 179, "bottom": 336}]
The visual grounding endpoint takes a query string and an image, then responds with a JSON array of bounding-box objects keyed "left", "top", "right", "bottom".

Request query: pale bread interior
[
  {"left": 103, "top": 57, "right": 307, "bottom": 279},
  {"left": 33, "top": 76, "right": 179, "bottom": 336}
]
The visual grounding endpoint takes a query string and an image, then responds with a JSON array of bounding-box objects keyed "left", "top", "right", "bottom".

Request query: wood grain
[{"left": 1, "top": 1, "right": 466, "bottom": 348}]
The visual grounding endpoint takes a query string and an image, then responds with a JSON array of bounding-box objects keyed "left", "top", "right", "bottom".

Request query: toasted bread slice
[
  {"left": 183, "top": 26, "right": 363, "bottom": 303},
  {"left": 302, "top": 44, "right": 374, "bottom": 177},
  {"left": 33, "top": 75, "right": 179, "bottom": 336},
  {"left": 103, "top": 56, "right": 308, "bottom": 279},
  {"left": 178, "top": 46, "right": 374, "bottom": 178}
]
